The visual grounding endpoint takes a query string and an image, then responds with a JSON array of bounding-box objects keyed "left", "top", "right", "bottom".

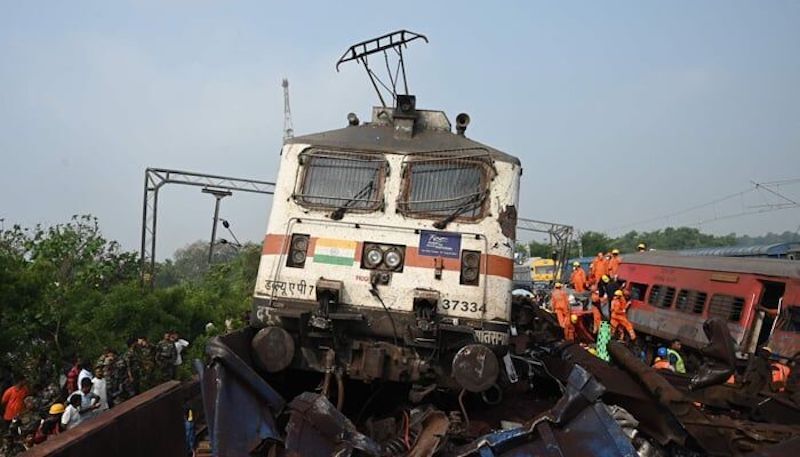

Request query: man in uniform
[
  {"left": 551, "top": 283, "right": 571, "bottom": 332},
  {"left": 668, "top": 339, "right": 686, "bottom": 374},
  {"left": 589, "top": 252, "right": 608, "bottom": 286},
  {"left": 134, "top": 336, "right": 156, "bottom": 390},
  {"left": 610, "top": 290, "right": 636, "bottom": 341},
  {"left": 569, "top": 262, "right": 587, "bottom": 293},
  {"left": 156, "top": 332, "right": 178, "bottom": 382},
  {"left": 590, "top": 287, "right": 604, "bottom": 335},
  {"left": 608, "top": 249, "right": 622, "bottom": 277}
]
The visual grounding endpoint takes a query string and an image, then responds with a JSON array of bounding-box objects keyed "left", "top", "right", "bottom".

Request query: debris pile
[{"left": 197, "top": 305, "right": 800, "bottom": 457}]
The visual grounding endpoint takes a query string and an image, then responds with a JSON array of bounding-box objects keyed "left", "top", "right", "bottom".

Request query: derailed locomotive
[
  {"left": 247, "top": 33, "right": 521, "bottom": 394},
  {"left": 250, "top": 102, "right": 521, "bottom": 392}
]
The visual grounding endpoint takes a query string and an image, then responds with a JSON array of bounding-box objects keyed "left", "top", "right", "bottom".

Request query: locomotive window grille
[
  {"left": 676, "top": 289, "right": 707, "bottom": 314},
  {"left": 708, "top": 294, "right": 745, "bottom": 322},
  {"left": 397, "top": 154, "right": 492, "bottom": 219},
  {"left": 295, "top": 151, "right": 387, "bottom": 211},
  {"left": 630, "top": 282, "right": 648, "bottom": 301}
]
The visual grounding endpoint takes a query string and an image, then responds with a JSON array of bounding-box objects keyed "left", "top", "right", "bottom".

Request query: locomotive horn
[{"left": 456, "top": 113, "right": 470, "bottom": 136}]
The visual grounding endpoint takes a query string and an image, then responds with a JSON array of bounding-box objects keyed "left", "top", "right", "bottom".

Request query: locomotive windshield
[
  {"left": 398, "top": 156, "right": 490, "bottom": 220},
  {"left": 295, "top": 151, "right": 386, "bottom": 212}
]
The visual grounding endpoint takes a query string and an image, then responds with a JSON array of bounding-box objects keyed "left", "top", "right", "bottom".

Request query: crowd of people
[{"left": 0, "top": 331, "right": 188, "bottom": 456}]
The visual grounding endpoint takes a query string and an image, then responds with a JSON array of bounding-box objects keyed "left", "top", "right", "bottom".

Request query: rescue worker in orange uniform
[
  {"left": 589, "top": 252, "right": 608, "bottom": 286},
  {"left": 563, "top": 314, "right": 577, "bottom": 342},
  {"left": 570, "top": 261, "right": 587, "bottom": 293},
  {"left": 772, "top": 361, "right": 790, "bottom": 392},
  {"left": 607, "top": 249, "right": 622, "bottom": 277},
  {"left": 551, "top": 282, "right": 570, "bottom": 331},
  {"left": 610, "top": 289, "right": 636, "bottom": 341},
  {"left": 653, "top": 347, "right": 674, "bottom": 371},
  {"left": 590, "top": 287, "right": 603, "bottom": 334}
]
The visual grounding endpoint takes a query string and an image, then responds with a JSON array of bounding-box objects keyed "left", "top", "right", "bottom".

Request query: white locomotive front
[{"left": 249, "top": 98, "right": 521, "bottom": 393}]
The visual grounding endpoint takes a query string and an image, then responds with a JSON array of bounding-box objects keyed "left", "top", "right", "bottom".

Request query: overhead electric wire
[{"left": 605, "top": 178, "right": 800, "bottom": 234}]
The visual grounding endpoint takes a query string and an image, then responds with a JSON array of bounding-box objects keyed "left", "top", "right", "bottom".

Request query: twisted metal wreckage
[{"left": 197, "top": 302, "right": 800, "bottom": 457}]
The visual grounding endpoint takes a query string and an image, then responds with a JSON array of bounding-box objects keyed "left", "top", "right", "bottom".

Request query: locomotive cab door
[{"left": 749, "top": 280, "right": 786, "bottom": 353}]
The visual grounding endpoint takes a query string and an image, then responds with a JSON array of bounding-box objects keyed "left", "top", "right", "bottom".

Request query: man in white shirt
[
  {"left": 71, "top": 378, "right": 101, "bottom": 420},
  {"left": 77, "top": 361, "right": 93, "bottom": 389},
  {"left": 171, "top": 332, "right": 189, "bottom": 367},
  {"left": 61, "top": 394, "right": 82, "bottom": 430},
  {"left": 91, "top": 366, "right": 108, "bottom": 412}
]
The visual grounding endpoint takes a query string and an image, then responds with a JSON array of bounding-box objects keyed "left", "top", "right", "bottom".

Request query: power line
[{"left": 605, "top": 179, "right": 800, "bottom": 234}]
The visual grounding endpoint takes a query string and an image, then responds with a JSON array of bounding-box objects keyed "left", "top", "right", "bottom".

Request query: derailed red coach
[{"left": 618, "top": 252, "right": 800, "bottom": 359}]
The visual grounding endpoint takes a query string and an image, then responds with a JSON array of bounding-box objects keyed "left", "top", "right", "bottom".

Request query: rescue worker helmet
[
  {"left": 554, "top": 282, "right": 562, "bottom": 288},
  {"left": 614, "top": 290, "right": 623, "bottom": 297},
  {"left": 612, "top": 249, "right": 620, "bottom": 255},
  {"left": 573, "top": 261, "right": 580, "bottom": 266},
  {"left": 601, "top": 275, "right": 610, "bottom": 283},
  {"left": 657, "top": 347, "right": 668, "bottom": 358},
  {"left": 637, "top": 243, "right": 646, "bottom": 250},
  {"left": 570, "top": 314, "right": 578, "bottom": 324},
  {"left": 49, "top": 403, "right": 65, "bottom": 415}
]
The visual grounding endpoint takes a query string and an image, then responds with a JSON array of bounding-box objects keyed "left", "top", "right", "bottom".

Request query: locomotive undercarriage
[{"left": 251, "top": 295, "right": 508, "bottom": 393}]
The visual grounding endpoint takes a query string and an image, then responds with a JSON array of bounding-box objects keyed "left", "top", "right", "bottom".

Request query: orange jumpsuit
[
  {"left": 563, "top": 320, "right": 575, "bottom": 342},
  {"left": 589, "top": 255, "right": 608, "bottom": 285},
  {"left": 611, "top": 295, "right": 636, "bottom": 341},
  {"left": 653, "top": 358, "right": 673, "bottom": 371},
  {"left": 590, "top": 289, "right": 603, "bottom": 334},
  {"left": 570, "top": 267, "right": 587, "bottom": 293},
  {"left": 551, "top": 289, "right": 570, "bottom": 329},
  {"left": 608, "top": 254, "right": 622, "bottom": 277}
]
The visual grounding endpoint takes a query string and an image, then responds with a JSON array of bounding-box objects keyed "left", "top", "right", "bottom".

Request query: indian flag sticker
[{"left": 313, "top": 238, "right": 357, "bottom": 266}]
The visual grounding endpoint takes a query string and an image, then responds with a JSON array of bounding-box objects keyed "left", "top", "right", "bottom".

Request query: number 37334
[{"left": 440, "top": 299, "right": 486, "bottom": 313}]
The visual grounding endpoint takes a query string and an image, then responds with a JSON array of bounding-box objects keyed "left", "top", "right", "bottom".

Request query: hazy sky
[{"left": 1, "top": 1, "right": 799, "bottom": 256}]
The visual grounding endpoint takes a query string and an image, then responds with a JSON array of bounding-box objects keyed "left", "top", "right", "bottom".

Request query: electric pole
[{"left": 282, "top": 78, "right": 294, "bottom": 142}]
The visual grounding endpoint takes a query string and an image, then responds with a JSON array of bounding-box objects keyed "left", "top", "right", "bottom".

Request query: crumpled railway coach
[{"left": 619, "top": 252, "right": 800, "bottom": 358}]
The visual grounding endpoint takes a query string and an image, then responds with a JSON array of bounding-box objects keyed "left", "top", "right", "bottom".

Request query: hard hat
[
  {"left": 49, "top": 403, "right": 65, "bottom": 415},
  {"left": 601, "top": 275, "right": 610, "bottom": 283},
  {"left": 573, "top": 261, "right": 580, "bottom": 267},
  {"left": 637, "top": 243, "right": 646, "bottom": 250},
  {"left": 614, "top": 289, "right": 623, "bottom": 296},
  {"left": 612, "top": 249, "right": 620, "bottom": 255},
  {"left": 570, "top": 314, "right": 578, "bottom": 324},
  {"left": 554, "top": 282, "right": 562, "bottom": 288},
  {"left": 657, "top": 347, "right": 668, "bottom": 358}
]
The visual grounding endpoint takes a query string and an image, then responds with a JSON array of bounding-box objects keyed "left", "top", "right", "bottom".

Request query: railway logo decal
[
  {"left": 314, "top": 238, "right": 357, "bottom": 266},
  {"left": 419, "top": 231, "right": 461, "bottom": 258}
]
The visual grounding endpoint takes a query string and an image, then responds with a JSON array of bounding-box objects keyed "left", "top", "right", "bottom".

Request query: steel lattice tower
[{"left": 282, "top": 78, "right": 294, "bottom": 142}]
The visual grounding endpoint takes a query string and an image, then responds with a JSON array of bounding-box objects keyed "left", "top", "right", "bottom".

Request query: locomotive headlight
[
  {"left": 286, "top": 233, "right": 310, "bottom": 268},
  {"left": 460, "top": 250, "right": 481, "bottom": 286},
  {"left": 462, "top": 267, "right": 479, "bottom": 282},
  {"left": 384, "top": 249, "right": 403, "bottom": 270},
  {"left": 291, "top": 249, "right": 307, "bottom": 265},
  {"left": 364, "top": 246, "right": 384, "bottom": 268}
]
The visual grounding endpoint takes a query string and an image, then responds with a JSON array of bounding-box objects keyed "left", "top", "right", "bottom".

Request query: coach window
[
  {"left": 630, "top": 282, "right": 648, "bottom": 301},
  {"left": 708, "top": 294, "right": 745, "bottom": 322},
  {"left": 295, "top": 151, "right": 387, "bottom": 212},
  {"left": 648, "top": 285, "right": 674, "bottom": 308},
  {"left": 778, "top": 307, "right": 800, "bottom": 332},
  {"left": 397, "top": 155, "right": 492, "bottom": 221},
  {"left": 676, "top": 289, "right": 707, "bottom": 314}
]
